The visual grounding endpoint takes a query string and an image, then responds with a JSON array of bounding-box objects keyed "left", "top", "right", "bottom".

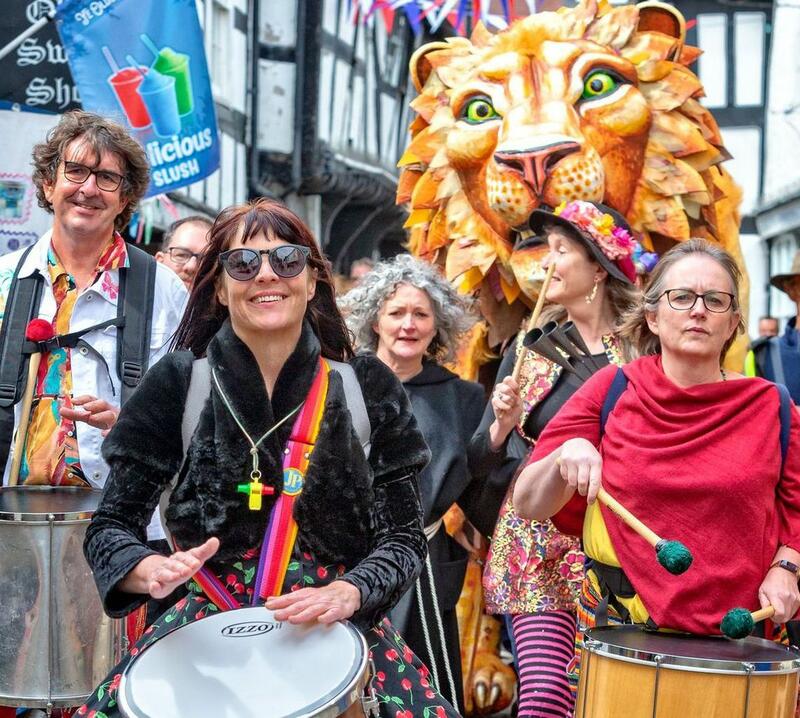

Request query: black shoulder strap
[
  {"left": 777, "top": 382, "right": 792, "bottom": 472},
  {"left": 0, "top": 244, "right": 43, "bottom": 466},
  {"left": 600, "top": 367, "right": 628, "bottom": 437},
  {"left": 117, "top": 243, "right": 157, "bottom": 405}
]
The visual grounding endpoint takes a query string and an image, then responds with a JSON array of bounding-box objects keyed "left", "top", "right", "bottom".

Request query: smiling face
[
  {"left": 646, "top": 254, "right": 740, "bottom": 364},
  {"left": 374, "top": 283, "right": 438, "bottom": 367},
  {"left": 43, "top": 137, "right": 129, "bottom": 242},
  {"left": 542, "top": 226, "right": 605, "bottom": 307},
  {"left": 216, "top": 229, "right": 316, "bottom": 344}
]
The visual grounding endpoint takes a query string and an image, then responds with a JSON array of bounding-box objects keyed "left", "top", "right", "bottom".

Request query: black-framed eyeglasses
[
  {"left": 165, "top": 247, "right": 204, "bottom": 265},
  {"left": 218, "top": 245, "right": 311, "bottom": 281},
  {"left": 62, "top": 161, "right": 125, "bottom": 192},
  {"left": 659, "top": 289, "right": 735, "bottom": 313}
]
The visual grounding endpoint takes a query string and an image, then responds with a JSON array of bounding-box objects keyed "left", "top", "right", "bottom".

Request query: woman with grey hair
[{"left": 341, "top": 254, "right": 485, "bottom": 713}]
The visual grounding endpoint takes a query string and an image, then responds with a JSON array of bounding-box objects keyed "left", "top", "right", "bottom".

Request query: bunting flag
[
  {"left": 55, "top": 0, "right": 220, "bottom": 198},
  {"left": 366, "top": 0, "right": 514, "bottom": 36}
]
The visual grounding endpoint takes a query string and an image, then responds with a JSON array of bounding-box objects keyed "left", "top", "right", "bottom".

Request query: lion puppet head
[{"left": 397, "top": 0, "right": 745, "bottom": 320}]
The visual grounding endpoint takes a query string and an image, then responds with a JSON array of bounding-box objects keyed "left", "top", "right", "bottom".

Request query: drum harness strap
[
  {"left": 162, "top": 357, "right": 373, "bottom": 600},
  {"left": 0, "top": 242, "right": 157, "bottom": 468},
  {"left": 589, "top": 368, "right": 793, "bottom": 630}
]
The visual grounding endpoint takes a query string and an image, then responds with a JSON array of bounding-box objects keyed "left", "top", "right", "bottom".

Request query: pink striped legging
[{"left": 511, "top": 610, "right": 577, "bottom": 718}]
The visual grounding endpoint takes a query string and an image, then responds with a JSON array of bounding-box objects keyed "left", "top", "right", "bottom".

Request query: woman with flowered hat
[{"left": 469, "top": 200, "right": 641, "bottom": 717}]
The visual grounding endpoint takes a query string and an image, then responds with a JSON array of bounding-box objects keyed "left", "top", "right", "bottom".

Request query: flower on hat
[{"left": 554, "top": 200, "right": 635, "bottom": 261}]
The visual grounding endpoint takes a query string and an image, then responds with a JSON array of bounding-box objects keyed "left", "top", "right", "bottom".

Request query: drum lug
[
  {"left": 362, "top": 657, "right": 380, "bottom": 717},
  {"left": 742, "top": 662, "right": 755, "bottom": 718}
]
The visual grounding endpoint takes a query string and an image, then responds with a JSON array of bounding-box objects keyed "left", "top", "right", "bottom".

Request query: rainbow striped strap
[
  {"left": 253, "top": 357, "right": 329, "bottom": 603},
  {"left": 191, "top": 357, "right": 330, "bottom": 612}
]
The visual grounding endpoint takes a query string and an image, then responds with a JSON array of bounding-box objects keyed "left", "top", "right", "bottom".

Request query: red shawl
[{"left": 529, "top": 355, "right": 800, "bottom": 634}]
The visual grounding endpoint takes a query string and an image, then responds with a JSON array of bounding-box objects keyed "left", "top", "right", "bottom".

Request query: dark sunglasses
[{"left": 218, "top": 245, "right": 311, "bottom": 281}]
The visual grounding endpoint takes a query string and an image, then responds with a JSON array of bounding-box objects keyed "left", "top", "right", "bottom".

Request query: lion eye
[
  {"left": 461, "top": 97, "right": 500, "bottom": 124},
  {"left": 580, "top": 70, "right": 621, "bottom": 101}
]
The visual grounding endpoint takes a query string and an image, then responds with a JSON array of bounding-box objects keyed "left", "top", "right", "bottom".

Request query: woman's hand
[
  {"left": 557, "top": 438, "right": 603, "bottom": 504},
  {"left": 759, "top": 565, "right": 800, "bottom": 624},
  {"left": 489, "top": 377, "right": 522, "bottom": 450},
  {"left": 265, "top": 580, "right": 362, "bottom": 624},
  {"left": 120, "top": 537, "right": 220, "bottom": 599}
]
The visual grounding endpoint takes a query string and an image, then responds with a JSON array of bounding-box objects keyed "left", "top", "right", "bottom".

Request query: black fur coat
[{"left": 84, "top": 320, "right": 431, "bottom": 630}]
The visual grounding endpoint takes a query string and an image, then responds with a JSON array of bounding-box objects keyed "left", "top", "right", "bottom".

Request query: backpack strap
[
  {"left": 0, "top": 244, "right": 43, "bottom": 467},
  {"left": 118, "top": 244, "right": 158, "bottom": 405},
  {"left": 328, "top": 359, "right": 371, "bottom": 461},
  {"left": 777, "top": 382, "right": 792, "bottom": 472},
  {"left": 160, "top": 357, "right": 210, "bottom": 549},
  {"left": 600, "top": 367, "right": 628, "bottom": 437},
  {"left": 768, "top": 337, "right": 786, "bottom": 386}
]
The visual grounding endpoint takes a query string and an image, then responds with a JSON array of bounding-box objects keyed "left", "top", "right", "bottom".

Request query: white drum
[{"left": 118, "top": 606, "right": 378, "bottom": 718}]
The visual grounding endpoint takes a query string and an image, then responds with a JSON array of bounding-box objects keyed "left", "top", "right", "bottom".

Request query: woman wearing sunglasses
[
  {"left": 78, "top": 199, "right": 460, "bottom": 717},
  {"left": 513, "top": 239, "right": 800, "bottom": 654}
]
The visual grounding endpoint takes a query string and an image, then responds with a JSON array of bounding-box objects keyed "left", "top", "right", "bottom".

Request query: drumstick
[
  {"left": 720, "top": 605, "right": 775, "bottom": 639},
  {"left": 511, "top": 263, "right": 556, "bottom": 384},
  {"left": 553, "top": 456, "right": 693, "bottom": 575},
  {"left": 9, "top": 320, "right": 54, "bottom": 486},
  {"left": 596, "top": 487, "right": 693, "bottom": 575}
]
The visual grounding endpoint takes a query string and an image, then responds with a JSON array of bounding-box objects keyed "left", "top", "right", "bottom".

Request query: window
[
  {"left": 734, "top": 13, "right": 765, "bottom": 107},
  {"left": 696, "top": 14, "right": 727, "bottom": 108}
]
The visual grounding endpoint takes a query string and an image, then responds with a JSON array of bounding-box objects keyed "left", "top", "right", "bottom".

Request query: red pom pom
[{"left": 25, "top": 319, "right": 54, "bottom": 341}]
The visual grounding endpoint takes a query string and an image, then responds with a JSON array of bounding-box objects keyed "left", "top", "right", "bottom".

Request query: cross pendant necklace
[{"left": 211, "top": 368, "right": 303, "bottom": 510}]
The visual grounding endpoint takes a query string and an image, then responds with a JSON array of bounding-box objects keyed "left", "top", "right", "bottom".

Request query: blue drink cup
[{"left": 137, "top": 69, "right": 181, "bottom": 138}]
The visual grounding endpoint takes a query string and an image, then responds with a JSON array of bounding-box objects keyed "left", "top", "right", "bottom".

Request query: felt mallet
[
  {"left": 720, "top": 605, "right": 775, "bottom": 639},
  {"left": 556, "top": 456, "right": 694, "bottom": 575},
  {"left": 8, "top": 319, "right": 54, "bottom": 486},
  {"left": 512, "top": 263, "right": 556, "bottom": 384},
  {"left": 596, "top": 487, "right": 693, "bottom": 575}
]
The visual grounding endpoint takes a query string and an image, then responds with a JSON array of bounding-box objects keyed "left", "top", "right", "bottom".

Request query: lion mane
[{"left": 397, "top": 0, "right": 746, "bottom": 331}]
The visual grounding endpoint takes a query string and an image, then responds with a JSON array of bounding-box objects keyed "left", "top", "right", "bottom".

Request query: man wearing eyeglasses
[
  {"left": 155, "top": 215, "right": 212, "bottom": 289},
  {"left": 0, "top": 111, "right": 186, "bottom": 509}
]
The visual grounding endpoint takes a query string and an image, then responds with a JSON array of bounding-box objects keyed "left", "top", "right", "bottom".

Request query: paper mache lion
[{"left": 397, "top": 0, "right": 747, "bottom": 370}]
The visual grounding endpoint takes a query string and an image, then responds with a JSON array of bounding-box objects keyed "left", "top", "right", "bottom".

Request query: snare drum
[
  {"left": 118, "top": 606, "right": 377, "bottom": 718},
  {"left": 576, "top": 625, "right": 800, "bottom": 718},
  {"left": 0, "top": 486, "right": 123, "bottom": 709}
]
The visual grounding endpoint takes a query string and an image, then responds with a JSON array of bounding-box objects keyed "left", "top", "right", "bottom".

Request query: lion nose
[{"left": 494, "top": 141, "right": 581, "bottom": 197}]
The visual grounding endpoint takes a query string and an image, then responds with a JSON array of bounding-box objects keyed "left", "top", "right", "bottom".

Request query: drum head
[
  {"left": 585, "top": 625, "right": 800, "bottom": 673},
  {"left": 118, "top": 607, "right": 367, "bottom": 718},
  {"left": 0, "top": 486, "right": 100, "bottom": 521}
]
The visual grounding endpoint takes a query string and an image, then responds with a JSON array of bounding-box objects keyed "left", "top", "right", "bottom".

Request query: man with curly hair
[
  {"left": 0, "top": 111, "right": 186, "bottom": 496},
  {"left": 0, "top": 110, "right": 187, "bottom": 716}
]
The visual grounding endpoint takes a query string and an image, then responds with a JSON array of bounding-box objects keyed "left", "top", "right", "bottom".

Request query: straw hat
[{"left": 770, "top": 250, "right": 800, "bottom": 294}]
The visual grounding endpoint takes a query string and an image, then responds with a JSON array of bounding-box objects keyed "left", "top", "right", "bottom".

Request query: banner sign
[
  {"left": 0, "top": 108, "right": 61, "bottom": 256},
  {"left": 56, "top": 0, "right": 220, "bottom": 197},
  {"left": 0, "top": 1, "right": 80, "bottom": 112}
]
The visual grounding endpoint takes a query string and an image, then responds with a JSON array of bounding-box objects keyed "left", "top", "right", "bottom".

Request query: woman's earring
[{"left": 585, "top": 279, "right": 599, "bottom": 304}]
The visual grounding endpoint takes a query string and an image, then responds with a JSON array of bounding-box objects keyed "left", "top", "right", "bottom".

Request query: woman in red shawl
[{"left": 513, "top": 238, "right": 800, "bottom": 640}]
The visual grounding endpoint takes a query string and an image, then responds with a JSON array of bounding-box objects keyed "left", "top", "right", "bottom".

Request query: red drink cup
[{"left": 109, "top": 67, "right": 151, "bottom": 129}]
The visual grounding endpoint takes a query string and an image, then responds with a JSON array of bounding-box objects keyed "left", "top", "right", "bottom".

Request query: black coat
[
  {"left": 389, "top": 360, "right": 485, "bottom": 712},
  {"left": 84, "top": 320, "right": 431, "bottom": 631}
]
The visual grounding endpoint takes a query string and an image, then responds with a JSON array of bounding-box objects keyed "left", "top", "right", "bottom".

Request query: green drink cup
[{"left": 141, "top": 35, "right": 194, "bottom": 116}]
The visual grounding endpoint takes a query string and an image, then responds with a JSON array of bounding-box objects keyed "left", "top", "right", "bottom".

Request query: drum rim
[
  {"left": 584, "top": 627, "right": 800, "bottom": 675},
  {"left": 117, "top": 606, "right": 370, "bottom": 718},
  {"left": 0, "top": 486, "right": 101, "bottom": 522}
]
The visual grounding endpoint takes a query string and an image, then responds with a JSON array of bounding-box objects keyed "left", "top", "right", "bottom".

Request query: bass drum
[
  {"left": 118, "top": 606, "right": 378, "bottom": 717},
  {"left": 576, "top": 625, "right": 800, "bottom": 718}
]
